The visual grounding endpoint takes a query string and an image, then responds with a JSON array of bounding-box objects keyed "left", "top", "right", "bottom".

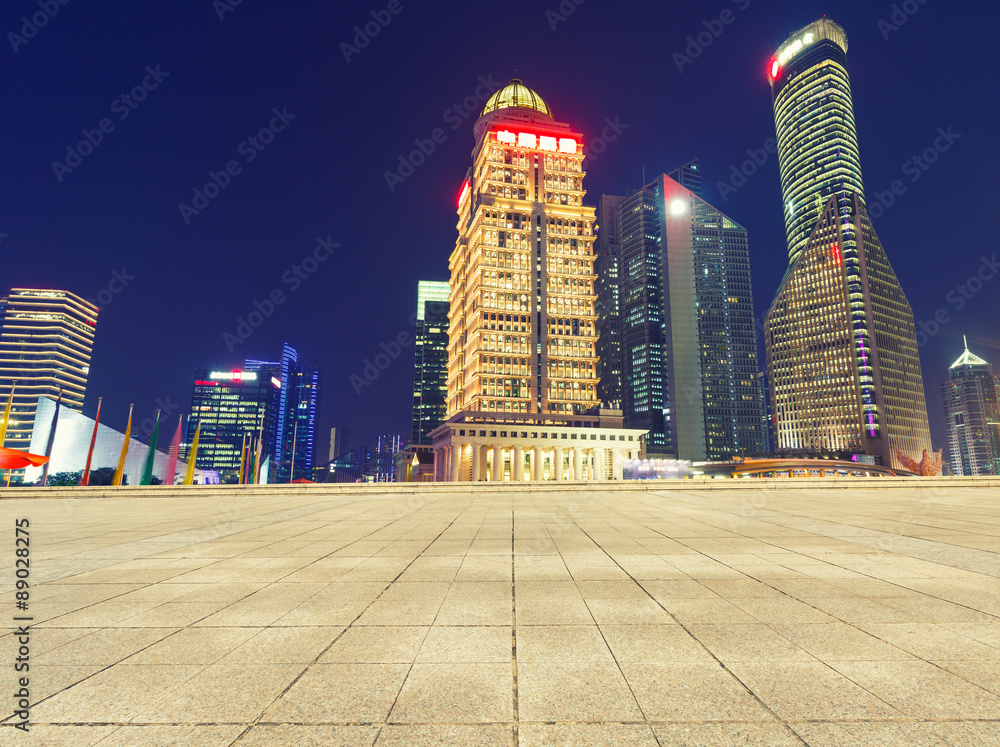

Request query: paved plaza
[{"left": 1, "top": 481, "right": 999, "bottom": 745}]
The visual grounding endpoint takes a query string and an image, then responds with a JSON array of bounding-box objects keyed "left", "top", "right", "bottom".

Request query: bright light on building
[{"left": 669, "top": 199, "right": 687, "bottom": 216}]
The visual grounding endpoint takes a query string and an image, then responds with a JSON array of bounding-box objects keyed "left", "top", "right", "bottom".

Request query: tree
[{"left": 47, "top": 471, "right": 83, "bottom": 486}]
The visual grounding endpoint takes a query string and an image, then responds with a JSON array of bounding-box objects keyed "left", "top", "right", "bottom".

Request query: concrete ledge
[{"left": 2, "top": 475, "right": 998, "bottom": 500}]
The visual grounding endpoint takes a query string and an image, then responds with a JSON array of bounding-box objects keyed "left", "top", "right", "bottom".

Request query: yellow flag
[
  {"left": 0, "top": 381, "right": 16, "bottom": 447},
  {"left": 112, "top": 404, "right": 133, "bottom": 487},
  {"left": 183, "top": 421, "right": 201, "bottom": 485}
]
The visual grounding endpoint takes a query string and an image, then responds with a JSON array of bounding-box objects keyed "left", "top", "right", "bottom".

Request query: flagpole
[
  {"left": 289, "top": 419, "right": 298, "bottom": 482},
  {"left": 41, "top": 392, "right": 62, "bottom": 487},
  {"left": 239, "top": 433, "right": 248, "bottom": 485},
  {"left": 183, "top": 420, "right": 201, "bottom": 485},
  {"left": 80, "top": 397, "right": 103, "bottom": 486}
]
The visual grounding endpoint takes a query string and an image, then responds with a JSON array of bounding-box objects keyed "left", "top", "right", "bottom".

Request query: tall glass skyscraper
[
  {"left": 411, "top": 280, "right": 450, "bottom": 444},
  {"left": 594, "top": 194, "right": 625, "bottom": 409},
  {"left": 764, "top": 18, "right": 932, "bottom": 468},
  {"left": 942, "top": 340, "right": 1000, "bottom": 476},
  {"left": 768, "top": 18, "right": 863, "bottom": 265},
  {"left": 600, "top": 168, "right": 766, "bottom": 461},
  {"left": 0, "top": 288, "right": 98, "bottom": 453}
]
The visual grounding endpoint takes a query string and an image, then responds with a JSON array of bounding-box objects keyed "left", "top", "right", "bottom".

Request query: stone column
[
  {"left": 612, "top": 449, "right": 624, "bottom": 480},
  {"left": 471, "top": 445, "right": 482, "bottom": 482},
  {"left": 552, "top": 448, "right": 562, "bottom": 481},
  {"left": 574, "top": 447, "right": 583, "bottom": 481},
  {"left": 532, "top": 446, "right": 542, "bottom": 481},
  {"left": 513, "top": 446, "right": 523, "bottom": 481},
  {"left": 450, "top": 445, "right": 461, "bottom": 482},
  {"left": 596, "top": 448, "right": 606, "bottom": 481},
  {"left": 492, "top": 445, "right": 503, "bottom": 482}
]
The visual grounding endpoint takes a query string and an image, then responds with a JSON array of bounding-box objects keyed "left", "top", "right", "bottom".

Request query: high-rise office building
[
  {"left": 411, "top": 280, "right": 450, "bottom": 444},
  {"left": 0, "top": 288, "right": 98, "bottom": 454},
  {"left": 329, "top": 426, "right": 352, "bottom": 462},
  {"left": 187, "top": 368, "right": 280, "bottom": 480},
  {"left": 189, "top": 343, "right": 320, "bottom": 481},
  {"left": 942, "top": 339, "right": 1000, "bottom": 476},
  {"left": 369, "top": 433, "right": 402, "bottom": 482},
  {"left": 767, "top": 19, "right": 863, "bottom": 265},
  {"left": 763, "top": 19, "right": 932, "bottom": 469},
  {"left": 594, "top": 194, "right": 625, "bottom": 408},
  {"left": 431, "top": 79, "right": 645, "bottom": 481},
  {"left": 599, "top": 168, "right": 766, "bottom": 461},
  {"left": 243, "top": 344, "right": 320, "bottom": 481}
]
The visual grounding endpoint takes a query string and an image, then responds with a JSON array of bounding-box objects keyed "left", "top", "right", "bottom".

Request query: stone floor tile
[
  {"left": 517, "top": 662, "right": 643, "bottom": 721},
  {"left": 319, "top": 626, "right": 427, "bottom": 663},
  {"left": 520, "top": 724, "right": 658, "bottom": 746},
  {"left": 651, "top": 723, "right": 802, "bottom": 746},
  {"left": 263, "top": 663, "right": 409, "bottom": 722},
  {"left": 375, "top": 725, "right": 513, "bottom": 746},
  {"left": 389, "top": 662, "right": 513, "bottom": 723},
  {"left": 601, "top": 624, "right": 711, "bottom": 663},
  {"left": 218, "top": 626, "right": 343, "bottom": 664},
  {"left": 688, "top": 623, "right": 814, "bottom": 662},
  {"left": 830, "top": 659, "right": 1000, "bottom": 719},
  {"left": 417, "top": 625, "right": 510, "bottom": 662},
  {"left": 99, "top": 725, "right": 245, "bottom": 746},
  {"left": 790, "top": 722, "right": 953, "bottom": 746},
  {"left": 621, "top": 661, "right": 773, "bottom": 721},
  {"left": 516, "top": 625, "right": 613, "bottom": 663},
  {"left": 724, "top": 661, "right": 902, "bottom": 720}
]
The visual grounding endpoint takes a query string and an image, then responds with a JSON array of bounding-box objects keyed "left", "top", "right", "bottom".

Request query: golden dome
[{"left": 481, "top": 79, "right": 552, "bottom": 118}]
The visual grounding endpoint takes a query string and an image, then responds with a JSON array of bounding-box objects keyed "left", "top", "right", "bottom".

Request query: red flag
[{"left": 80, "top": 397, "right": 103, "bottom": 486}]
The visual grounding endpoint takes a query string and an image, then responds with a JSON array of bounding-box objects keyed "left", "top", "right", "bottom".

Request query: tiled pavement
[{"left": 1, "top": 483, "right": 999, "bottom": 745}]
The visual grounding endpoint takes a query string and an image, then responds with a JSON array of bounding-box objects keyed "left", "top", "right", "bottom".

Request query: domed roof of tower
[{"left": 482, "top": 79, "right": 552, "bottom": 118}]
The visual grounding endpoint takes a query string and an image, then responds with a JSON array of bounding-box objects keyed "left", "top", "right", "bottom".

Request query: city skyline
[{"left": 2, "top": 2, "right": 997, "bottom": 458}]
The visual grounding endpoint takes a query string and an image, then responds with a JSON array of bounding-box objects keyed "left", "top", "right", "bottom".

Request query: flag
[
  {"left": 163, "top": 415, "right": 183, "bottom": 487},
  {"left": 139, "top": 410, "right": 160, "bottom": 486},
  {"left": 112, "top": 404, "right": 134, "bottom": 486},
  {"left": 183, "top": 421, "right": 200, "bottom": 485},
  {"left": 0, "top": 381, "right": 16, "bottom": 447},
  {"left": 80, "top": 397, "right": 103, "bottom": 486}
]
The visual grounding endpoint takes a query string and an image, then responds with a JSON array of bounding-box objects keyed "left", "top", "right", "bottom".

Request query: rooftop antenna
[{"left": 964, "top": 334, "right": 969, "bottom": 350}]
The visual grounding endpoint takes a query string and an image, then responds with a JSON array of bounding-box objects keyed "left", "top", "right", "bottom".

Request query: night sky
[{"left": 4, "top": 0, "right": 998, "bottom": 459}]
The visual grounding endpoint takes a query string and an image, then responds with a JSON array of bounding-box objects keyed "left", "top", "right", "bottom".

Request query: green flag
[{"left": 140, "top": 410, "right": 160, "bottom": 485}]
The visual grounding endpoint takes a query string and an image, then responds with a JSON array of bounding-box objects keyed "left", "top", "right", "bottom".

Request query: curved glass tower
[
  {"left": 763, "top": 19, "right": 932, "bottom": 470},
  {"left": 768, "top": 18, "right": 863, "bottom": 265}
]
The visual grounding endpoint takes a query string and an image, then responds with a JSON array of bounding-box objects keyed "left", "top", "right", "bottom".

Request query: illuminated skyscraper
[
  {"left": 767, "top": 18, "right": 863, "bottom": 265},
  {"left": 187, "top": 368, "right": 279, "bottom": 481},
  {"left": 432, "top": 79, "right": 645, "bottom": 481},
  {"left": 594, "top": 194, "right": 625, "bottom": 408},
  {"left": 189, "top": 344, "right": 320, "bottom": 482},
  {"left": 0, "top": 288, "right": 98, "bottom": 453},
  {"left": 942, "top": 339, "right": 1000, "bottom": 476},
  {"left": 599, "top": 168, "right": 766, "bottom": 461},
  {"left": 411, "top": 280, "right": 450, "bottom": 444},
  {"left": 764, "top": 19, "right": 932, "bottom": 468}
]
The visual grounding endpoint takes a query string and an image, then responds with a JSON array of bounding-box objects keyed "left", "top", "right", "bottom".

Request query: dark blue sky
[{"left": 3, "top": 0, "right": 997, "bottom": 456}]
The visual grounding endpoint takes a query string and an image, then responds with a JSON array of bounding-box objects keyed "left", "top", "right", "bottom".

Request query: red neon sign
[
  {"left": 831, "top": 243, "right": 842, "bottom": 266},
  {"left": 494, "top": 129, "right": 577, "bottom": 154},
  {"left": 458, "top": 179, "right": 470, "bottom": 207},
  {"left": 769, "top": 59, "right": 780, "bottom": 81}
]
